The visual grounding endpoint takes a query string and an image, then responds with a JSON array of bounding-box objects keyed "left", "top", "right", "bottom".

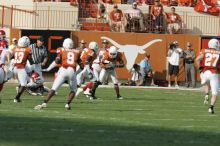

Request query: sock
[
  {"left": 46, "top": 61, "right": 57, "bottom": 71},
  {"left": 67, "top": 100, "right": 71, "bottom": 104},
  {"left": 43, "top": 99, "right": 48, "bottom": 103}
]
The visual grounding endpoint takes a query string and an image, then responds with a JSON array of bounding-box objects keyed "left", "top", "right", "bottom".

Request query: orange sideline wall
[{"left": 72, "top": 31, "right": 201, "bottom": 81}]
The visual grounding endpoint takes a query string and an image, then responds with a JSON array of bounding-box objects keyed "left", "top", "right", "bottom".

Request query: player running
[
  {"left": 195, "top": 38, "right": 220, "bottom": 114},
  {"left": 34, "top": 38, "right": 82, "bottom": 110}
]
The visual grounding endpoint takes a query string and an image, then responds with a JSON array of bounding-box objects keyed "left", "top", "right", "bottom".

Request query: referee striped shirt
[{"left": 29, "top": 43, "right": 48, "bottom": 64}]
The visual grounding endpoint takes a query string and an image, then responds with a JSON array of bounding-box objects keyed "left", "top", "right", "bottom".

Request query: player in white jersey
[{"left": 196, "top": 39, "right": 220, "bottom": 114}]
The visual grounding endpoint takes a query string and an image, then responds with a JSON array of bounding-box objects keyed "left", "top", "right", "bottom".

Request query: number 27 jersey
[{"left": 200, "top": 48, "right": 220, "bottom": 73}]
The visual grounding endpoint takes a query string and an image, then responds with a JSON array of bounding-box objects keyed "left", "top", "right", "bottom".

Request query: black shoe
[{"left": 208, "top": 106, "right": 214, "bottom": 114}]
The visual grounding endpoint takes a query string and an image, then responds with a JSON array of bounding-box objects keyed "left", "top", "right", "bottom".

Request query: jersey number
[
  {"left": 205, "top": 53, "right": 219, "bottom": 67},
  {"left": 14, "top": 52, "right": 24, "bottom": 63},
  {"left": 67, "top": 52, "right": 74, "bottom": 64}
]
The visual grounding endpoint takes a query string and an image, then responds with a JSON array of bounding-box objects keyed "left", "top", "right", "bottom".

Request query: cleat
[
  {"left": 117, "top": 96, "right": 123, "bottom": 100},
  {"left": 175, "top": 84, "right": 179, "bottom": 88},
  {"left": 34, "top": 103, "right": 47, "bottom": 110},
  {"left": 204, "top": 95, "right": 209, "bottom": 105},
  {"left": 89, "top": 95, "right": 97, "bottom": 100},
  {"left": 75, "top": 88, "right": 83, "bottom": 97},
  {"left": 65, "top": 104, "right": 71, "bottom": 110},
  {"left": 208, "top": 107, "right": 214, "bottom": 114},
  {"left": 13, "top": 98, "right": 21, "bottom": 103},
  {"left": 168, "top": 84, "right": 171, "bottom": 88}
]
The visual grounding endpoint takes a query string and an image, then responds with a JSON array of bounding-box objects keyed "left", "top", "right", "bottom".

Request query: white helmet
[
  {"left": 89, "top": 41, "right": 98, "bottom": 52},
  {"left": 109, "top": 46, "right": 117, "bottom": 58},
  {"left": 208, "top": 39, "right": 219, "bottom": 50},
  {"left": 18, "top": 36, "right": 30, "bottom": 47},
  {"left": 63, "top": 38, "right": 74, "bottom": 49}
]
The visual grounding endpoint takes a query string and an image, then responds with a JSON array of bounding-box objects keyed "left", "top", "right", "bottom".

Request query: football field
[{"left": 0, "top": 84, "right": 220, "bottom": 146}]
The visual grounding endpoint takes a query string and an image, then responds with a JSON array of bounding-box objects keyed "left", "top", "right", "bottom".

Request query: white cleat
[
  {"left": 75, "top": 88, "right": 83, "bottom": 97},
  {"left": 34, "top": 103, "right": 47, "bottom": 110},
  {"left": 65, "top": 104, "right": 71, "bottom": 110},
  {"left": 13, "top": 98, "right": 21, "bottom": 103},
  {"left": 117, "top": 96, "right": 123, "bottom": 100},
  {"left": 204, "top": 95, "right": 209, "bottom": 105},
  {"left": 168, "top": 84, "right": 171, "bottom": 88}
]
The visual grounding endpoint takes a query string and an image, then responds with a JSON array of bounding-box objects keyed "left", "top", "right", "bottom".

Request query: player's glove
[{"left": 199, "top": 66, "right": 204, "bottom": 73}]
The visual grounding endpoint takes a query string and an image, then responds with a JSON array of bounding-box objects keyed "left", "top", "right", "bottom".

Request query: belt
[{"left": 185, "top": 60, "right": 194, "bottom": 64}]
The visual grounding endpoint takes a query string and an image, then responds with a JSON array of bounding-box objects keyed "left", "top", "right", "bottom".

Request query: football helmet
[
  {"left": 0, "top": 30, "right": 6, "bottom": 40},
  {"left": 109, "top": 46, "right": 117, "bottom": 58},
  {"left": 18, "top": 36, "right": 30, "bottom": 47},
  {"left": 89, "top": 41, "right": 98, "bottom": 52},
  {"left": 0, "top": 40, "right": 8, "bottom": 48},
  {"left": 31, "top": 72, "right": 40, "bottom": 83},
  {"left": 208, "top": 39, "right": 219, "bottom": 50},
  {"left": 63, "top": 38, "right": 74, "bottom": 49}
]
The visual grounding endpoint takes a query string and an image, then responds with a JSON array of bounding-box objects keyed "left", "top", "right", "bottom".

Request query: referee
[{"left": 28, "top": 36, "right": 48, "bottom": 85}]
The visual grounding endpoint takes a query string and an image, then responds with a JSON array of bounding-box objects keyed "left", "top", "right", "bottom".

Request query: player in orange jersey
[
  {"left": 34, "top": 38, "right": 82, "bottom": 110},
  {"left": 7, "top": 36, "right": 32, "bottom": 102},
  {"left": 196, "top": 39, "right": 220, "bottom": 114}
]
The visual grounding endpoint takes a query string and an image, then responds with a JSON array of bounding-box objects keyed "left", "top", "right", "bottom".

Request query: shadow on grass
[{"left": 0, "top": 115, "right": 219, "bottom": 146}]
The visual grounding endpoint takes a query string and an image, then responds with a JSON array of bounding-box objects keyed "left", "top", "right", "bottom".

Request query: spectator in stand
[
  {"left": 102, "top": 0, "right": 113, "bottom": 4},
  {"left": 183, "top": 42, "right": 196, "bottom": 88},
  {"left": 139, "top": 53, "right": 156, "bottom": 86},
  {"left": 150, "top": 0, "right": 165, "bottom": 33},
  {"left": 178, "top": 0, "right": 192, "bottom": 6},
  {"left": 160, "top": 0, "right": 171, "bottom": 6},
  {"left": 170, "top": 0, "right": 178, "bottom": 6},
  {"left": 147, "top": 0, "right": 156, "bottom": 5},
  {"left": 9, "top": 38, "right": 18, "bottom": 50},
  {"left": 166, "top": 7, "right": 182, "bottom": 34},
  {"left": 109, "top": 4, "right": 124, "bottom": 32},
  {"left": 124, "top": 2, "right": 145, "bottom": 32}
]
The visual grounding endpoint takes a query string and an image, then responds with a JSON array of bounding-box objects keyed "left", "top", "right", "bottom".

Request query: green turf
[{"left": 0, "top": 84, "right": 220, "bottom": 146}]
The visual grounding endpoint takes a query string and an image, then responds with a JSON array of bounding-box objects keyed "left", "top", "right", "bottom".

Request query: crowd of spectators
[{"left": 33, "top": 0, "right": 220, "bottom": 33}]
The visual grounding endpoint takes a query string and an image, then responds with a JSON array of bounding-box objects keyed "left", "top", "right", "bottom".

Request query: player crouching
[{"left": 34, "top": 38, "right": 81, "bottom": 110}]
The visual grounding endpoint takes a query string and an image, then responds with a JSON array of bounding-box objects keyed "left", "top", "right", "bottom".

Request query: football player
[
  {"left": 196, "top": 38, "right": 220, "bottom": 114},
  {"left": 8, "top": 36, "right": 32, "bottom": 103},
  {"left": 0, "top": 40, "right": 9, "bottom": 103},
  {"left": 75, "top": 45, "right": 105, "bottom": 97},
  {"left": 34, "top": 38, "right": 82, "bottom": 110},
  {"left": 75, "top": 42, "right": 98, "bottom": 94},
  {"left": 26, "top": 71, "right": 50, "bottom": 96},
  {"left": 89, "top": 46, "right": 124, "bottom": 99}
]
